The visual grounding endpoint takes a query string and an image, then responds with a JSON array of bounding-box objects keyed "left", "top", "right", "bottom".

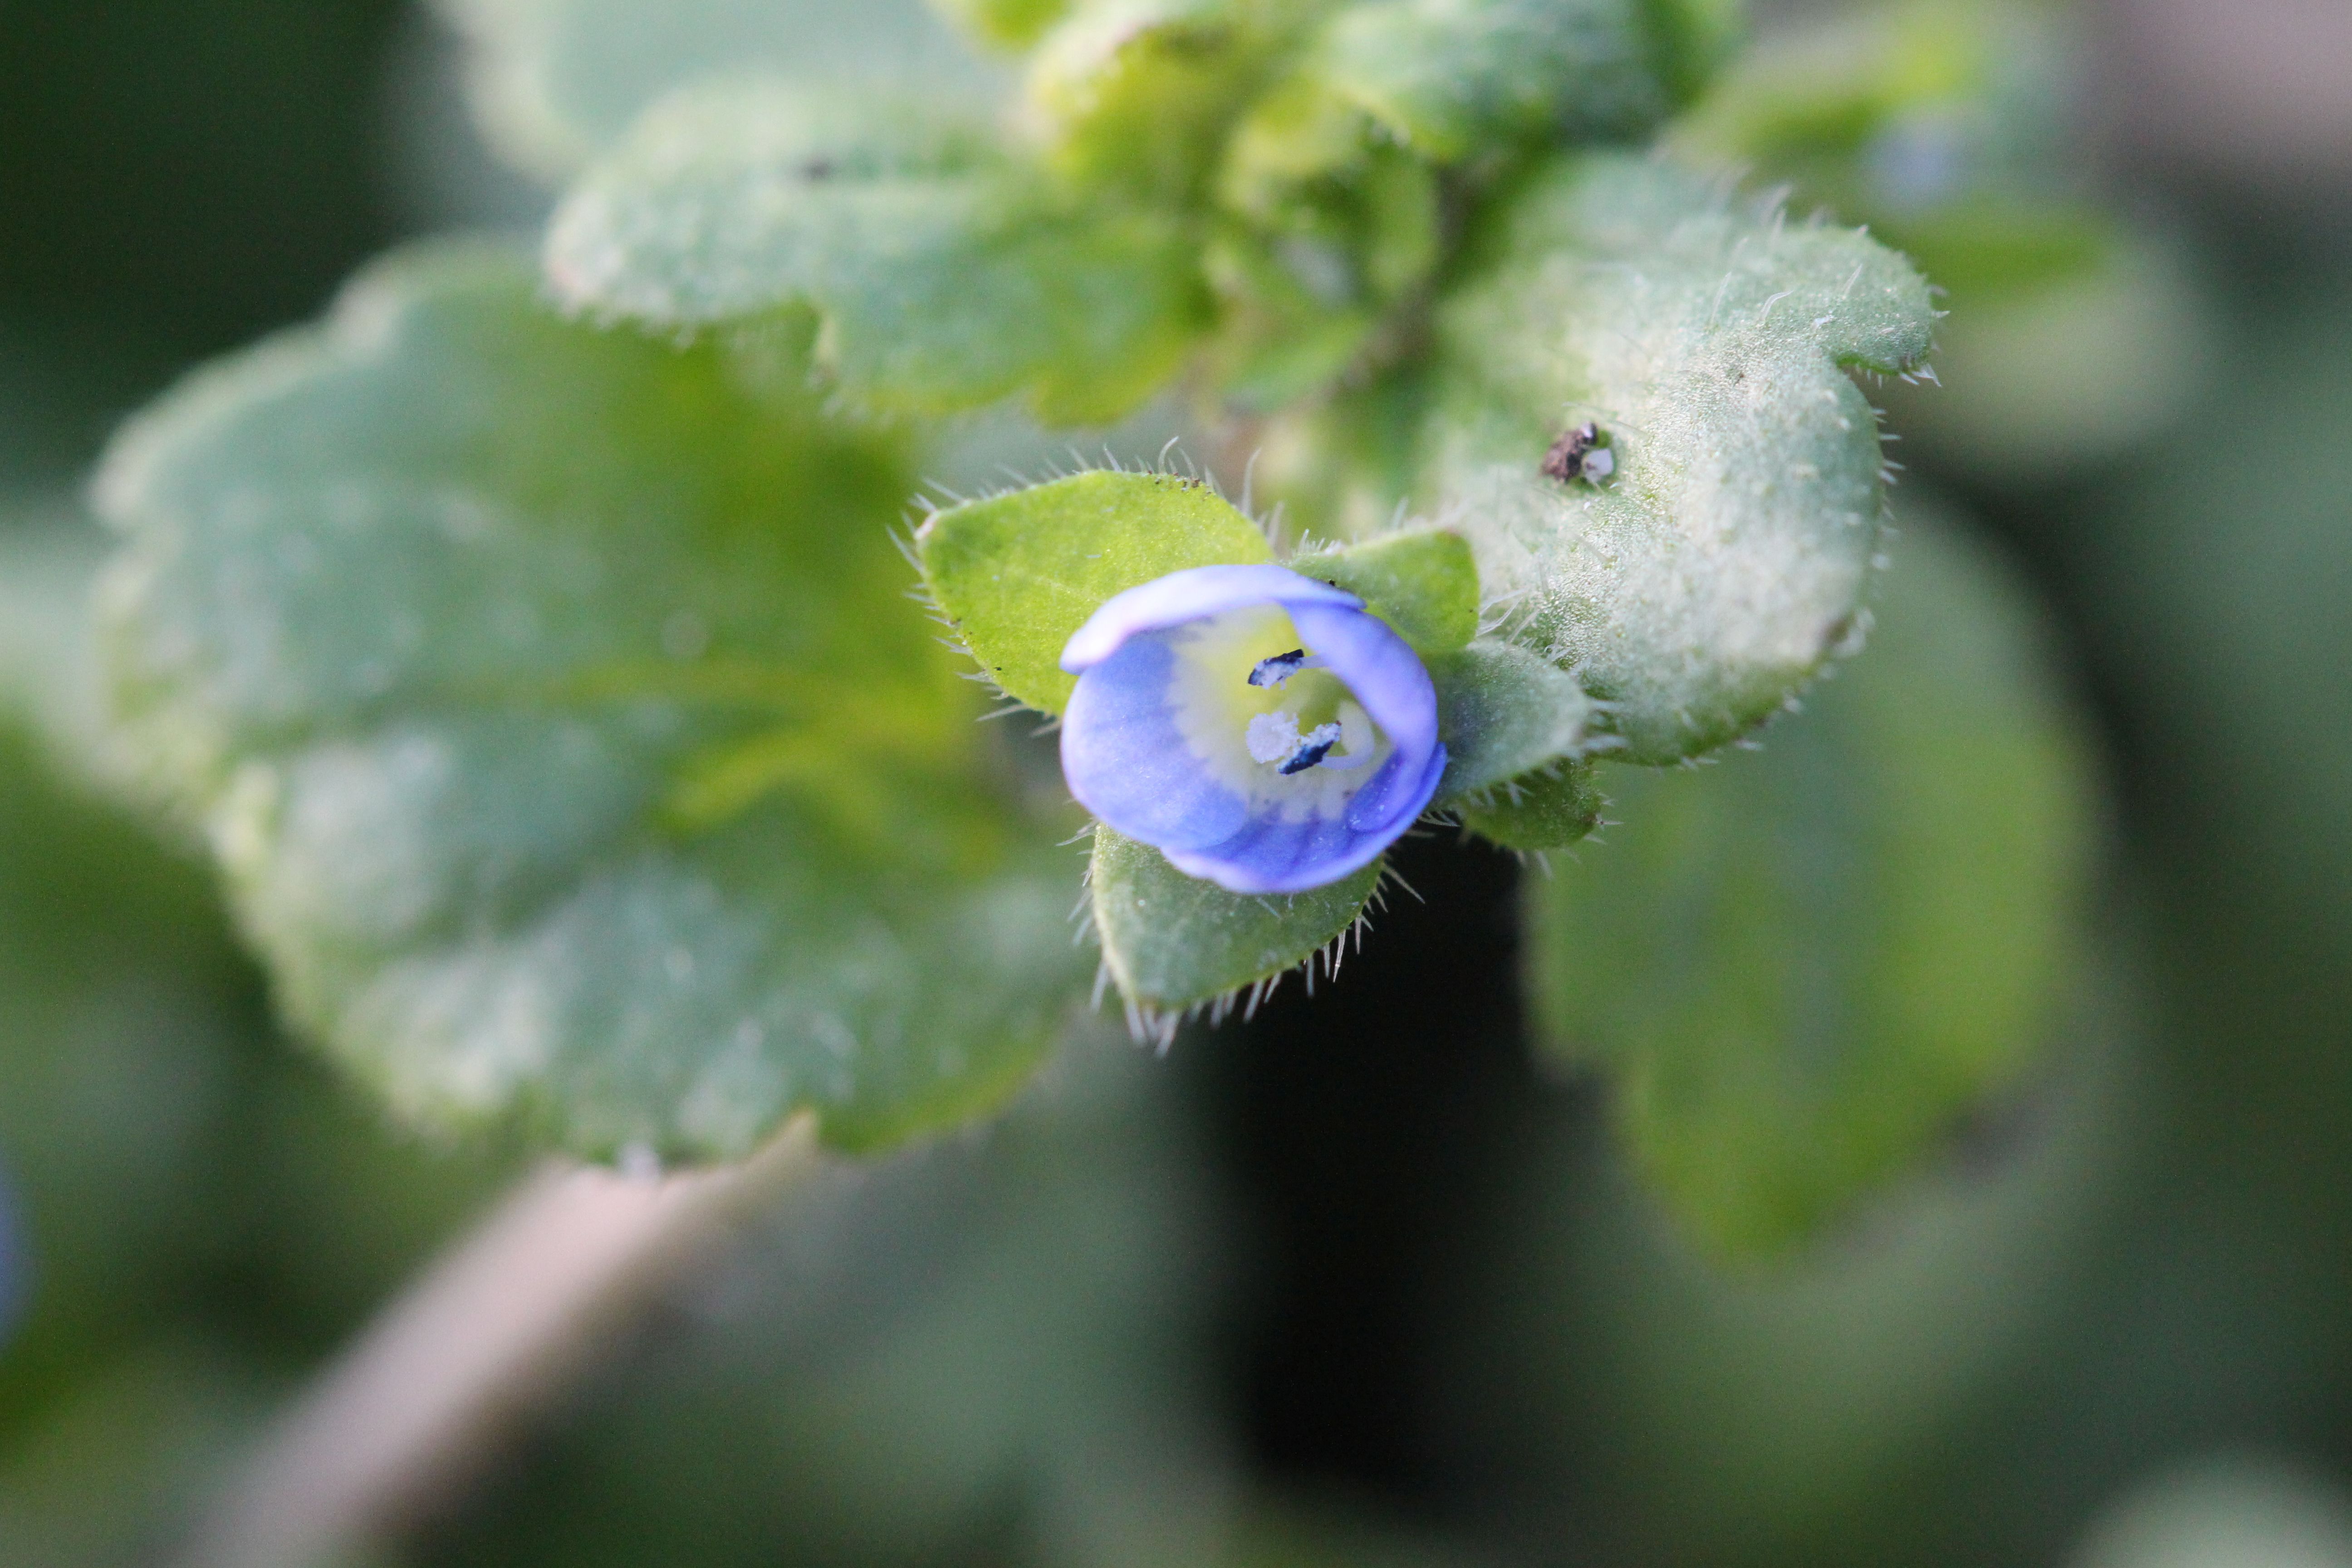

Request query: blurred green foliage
[
  {"left": 1669, "top": 0, "right": 2212, "bottom": 473},
  {"left": 0, "top": 0, "right": 407, "bottom": 352},
  {"left": 0, "top": 7, "right": 522, "bottom": 1555},
  {"left": 1528, "top": 506, "right": 2099, "bottom": 1253},
  {"left": 402, "top": 1035, "right": 1235, "bottom": 1568},
  {"left": 437, "top": 0, "right": 993, "bottom": 178},
  {"left": 2, "top": 2, "right": 2351, "bottom": 1568},
  {"left": 0, "top": 522, "right": 515, "bottom": 1565}
]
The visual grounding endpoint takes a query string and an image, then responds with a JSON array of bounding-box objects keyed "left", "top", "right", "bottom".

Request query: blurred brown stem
[{"left": 177, "top": 1118, "right": 821, "bottom": 1568}]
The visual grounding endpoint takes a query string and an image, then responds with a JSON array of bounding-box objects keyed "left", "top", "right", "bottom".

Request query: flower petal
[
  {"left": 1287, "top": 600, "right": 1442, "bottom": 835},
  {"left": 1061, "top": 564, "right": 1361, "bottom": 673},
  {"left": 1060, "top": 632, "right": 1252, "bottom": 851},
  {"left": 1165, "top": 810, "right": 1387, "bottom": 895}
]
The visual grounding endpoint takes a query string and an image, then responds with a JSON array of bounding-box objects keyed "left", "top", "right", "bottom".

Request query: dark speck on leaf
[
  {"left": 800, "top": 157, "right": 836, "bottom": 181},
  {"left": 1542, "top": 422, "right": 1614, "bottom": 485}
]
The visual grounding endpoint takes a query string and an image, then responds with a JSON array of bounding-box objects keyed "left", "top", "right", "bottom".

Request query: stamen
[
  {"left": 1246, "top": 710, "right": 1302, "bottom": 764},
  {"left": 1249, "top": 648, "right": 1324, "bottom": 688},
  {"left": 1278, "top": 723, "right": 1343, "bottom": 774},
  {"left": 1317, "top": 699, "right": 1376, "bottom": 769},
  {"left": 1247, "top": 710, "right": 1348, "bottom": 774}
]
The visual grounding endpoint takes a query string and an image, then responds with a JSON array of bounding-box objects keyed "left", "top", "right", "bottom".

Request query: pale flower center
[{"left": 1165, "top": 606, "right": 1392, "bottom": 820}]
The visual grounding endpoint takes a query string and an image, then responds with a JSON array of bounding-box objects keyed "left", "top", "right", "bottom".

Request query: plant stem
[{"left": 177, "top": 1118, "right": 821, "bottom": 1568}]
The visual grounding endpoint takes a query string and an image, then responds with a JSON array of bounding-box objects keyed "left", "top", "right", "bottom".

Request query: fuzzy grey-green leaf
[
  {"left": 918, "top": 470, "right": 1273, "bottom": 716},
  {"left": 1427, "top": 152, "right": 1933, "bottom": 764},
  {"left": 438, "top": 0, "right": 996, "bottom": 178},
  {"left": 1315, "top": 0, "right": 1689, "bottom": 161},
  {"left": 544, "top": 79, "right": 1204, "bottom": 421},
  {"left": 94, "top": 242, "right": 1093, "bottom": 1160},
  {"left": 1090, "top": 826, "right": 1378, "bottom": 1022}
]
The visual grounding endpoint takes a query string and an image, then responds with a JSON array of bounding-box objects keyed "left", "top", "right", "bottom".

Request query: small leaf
[
  {"left": 438, "top": 0, "right": 999, "bottom": 178},
  {"left": 1024, "top": 0, "right": 1287, "bottom": 202},
  {"left": 1457, "top": 759, "right": 1600, "bottom": 849},
  {"left": 1090, "top": 826, "right": 1377, "bottom": 1023},
  {"left": 94, "top": 242, "right": 1093, "bottom": 1160},
  {"left": 1291, "top": 526, "right": 1480, "bottom": 653},
  {"left": 1202, "top": 69, "right": 1442, "bottom": 408},
  {"left": 930, "top": 0, "right": 1073, "bottom": 49},
  {"left": 1523, "top": 509, "right": 2099, "bottom": 1253},
  {"left": 543, "top": 80, "right": 1204, "bottom": 421},
  {"left": 1217, "top": 72, "right": 1381, "bottom": 219},
  {"left": 1426, "top": 152, "right": 1934, "bottom": 763},
  {"left": 1313, "top": 0, "right": 1723, "bottom": 162},
  {"left": 917, "top": 470, "right": 1273, "bottom": 715},
  {"left": 1427, "top": 638, "right": 1591, "bottom": 801}
]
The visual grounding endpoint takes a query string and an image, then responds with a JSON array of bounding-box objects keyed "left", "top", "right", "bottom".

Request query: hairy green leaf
[
  {"left": 1428, "top": 638, "right": 1591, "bottom": 801},
  {"left": 93, "top": 243, "right": 1094, "bottom": 1161},
  {"left": 1291, "top": 526, "right": 1479, "bottom": 653},
  {"left": 544, "top": 80, "right": 1204, "bottom": 421},
  {"left": 437, "top": 0, "right": 996, "bottom": 178},
  {"left": 917, "top": 470, "right": 1273, "bottom": 715},
  {"left": 1456, "top": 758, "right": 1600, "bottom": 849},
  {"left": 1524, "top": 510, "right": 2097, "bottom": 1253},
  {"left": 1315, "top": 0, "right": 1724, "bottom": 160},
  {"left": 0, "top": 513, "right": 516, "bottom": 1407},
  {"left": 1089, "top": 826, "right": 1378, "bottom": 1027},
  {"left": 1426, "top": 152, "right": 1934, "bottom": 763}
]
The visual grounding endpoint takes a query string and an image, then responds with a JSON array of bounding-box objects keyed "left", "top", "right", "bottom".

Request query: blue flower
[{"left": 1060, "top": 564, "right": 1446, "bottom": 894}]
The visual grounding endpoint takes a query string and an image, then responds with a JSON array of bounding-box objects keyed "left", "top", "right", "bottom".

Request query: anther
[
  {"left": 1249, "top": 649, "right": 1323, "bottom": 688},
  {"left": 1279, "top": 733, "right": 1341, "bottom": 774}
]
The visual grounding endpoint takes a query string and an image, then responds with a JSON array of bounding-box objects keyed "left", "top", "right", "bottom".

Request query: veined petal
[
  {"left": 1289, "top": 600, "right": 1441, "bottom": 834},
  {"left": 1062, "top": 633, "right": 1253, "bottom": 851}
]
